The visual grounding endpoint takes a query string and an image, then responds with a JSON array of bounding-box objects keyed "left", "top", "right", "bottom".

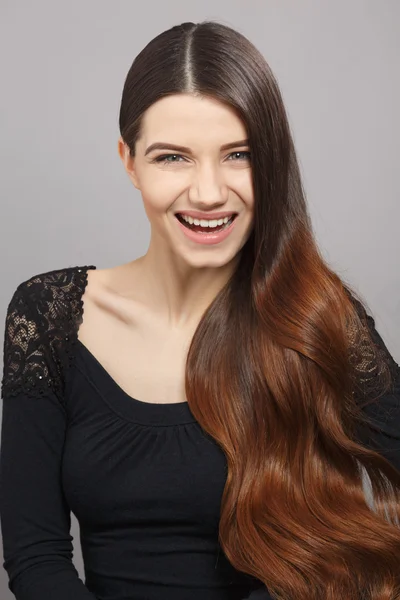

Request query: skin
[
  {"left": 77, "top": 93, "right": 255, "bottom": 403},
  {"left": 116, "top": 93, "right": 255, "bottom": 331}
]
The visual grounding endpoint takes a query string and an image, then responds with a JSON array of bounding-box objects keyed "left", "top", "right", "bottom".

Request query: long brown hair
[{"left": 118, "top": 20, "right": 400, "bottom": 600}]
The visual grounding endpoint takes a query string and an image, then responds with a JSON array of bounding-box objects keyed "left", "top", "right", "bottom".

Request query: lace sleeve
[
  {"left": 345, "top": 296, "right": 400, "bottom": 476},
  {"left": 1, "top": 265, "right": 96, "bottom": 406},
  {"left": 1, "top": 281, "right": 65, "bottom": 404},
  {"left": 0, "top": 271, "right": 98, "bottom": 600},
  {"left": 346, "top": 294, "right": 399, "bottom": 406}
]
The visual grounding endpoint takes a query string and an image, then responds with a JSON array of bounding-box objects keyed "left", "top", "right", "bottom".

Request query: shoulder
[
  {"left": 2, "top": 265, "right": 96, "bottom": 401},
  {"left": 344, "top": 288, "right": 400, "bottom": 420},
  {"left": 11, "top": 264, "right": 97, "bottom": 309},
  {"left": 4, "top": 265, "right": 97, "bottom": 342}
]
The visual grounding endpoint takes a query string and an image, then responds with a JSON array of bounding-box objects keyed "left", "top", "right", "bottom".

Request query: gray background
[{"left": 0, "top": 1, "right": 399, "bottom": 596}]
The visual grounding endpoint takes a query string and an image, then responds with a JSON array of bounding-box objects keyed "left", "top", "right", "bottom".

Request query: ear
[{"left": 118, "top": 136, "right": 140, "bottom": 189}]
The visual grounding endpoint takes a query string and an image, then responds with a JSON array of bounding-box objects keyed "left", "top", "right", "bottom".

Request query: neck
[{"left": 129, "top": 244, "right": 238, "bottom": 330}]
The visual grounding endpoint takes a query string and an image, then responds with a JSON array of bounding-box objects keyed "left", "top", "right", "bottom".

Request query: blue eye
[
  {"left": 154, "top": 154, "right": 184, "bottom": 164},
  {"left": 228, "top": 151, "right": 251, "bottom": 161}
]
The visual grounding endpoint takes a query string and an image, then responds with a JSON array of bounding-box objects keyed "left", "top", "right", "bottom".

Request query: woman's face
[{"left": 118, "top": 93, "right": 254, "bottom": 270}]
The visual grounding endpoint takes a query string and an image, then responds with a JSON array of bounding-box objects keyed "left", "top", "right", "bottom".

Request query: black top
[{"left": 0, "top": 265, "right": 399, "bottom": 600}]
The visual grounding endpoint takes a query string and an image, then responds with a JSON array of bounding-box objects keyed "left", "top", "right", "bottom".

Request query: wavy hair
[{"left": 118, "top": 20, "right": 400, "bottom": 600}]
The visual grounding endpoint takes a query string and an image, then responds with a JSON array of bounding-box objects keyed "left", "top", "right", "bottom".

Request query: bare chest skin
[{"left": 77, "top": 266, "right": 196, "bottom": 405}]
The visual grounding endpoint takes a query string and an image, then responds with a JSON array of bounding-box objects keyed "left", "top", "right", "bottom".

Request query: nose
[{"left": 188, "top": 161, "right": 229, "bottom": 208}]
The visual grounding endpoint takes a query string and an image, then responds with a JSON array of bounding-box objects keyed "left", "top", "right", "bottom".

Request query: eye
[
  {"left": 227, "top": 151, "right": 251, "bottom": 161},
  {"left": 151, "top": 150, "right": 251, "bottom": 166},
  {"left": 153, "top": 154, "right": 186, "bottom": 165}
]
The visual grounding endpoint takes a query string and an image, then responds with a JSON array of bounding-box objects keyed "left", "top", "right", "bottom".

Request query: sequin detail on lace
[{"left": 1, "top": 265, "right": 96, "bottom": 404}]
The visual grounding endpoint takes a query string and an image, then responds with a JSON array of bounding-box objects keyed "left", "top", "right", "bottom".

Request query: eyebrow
[{"left": 144, "top": 139, "right": 249, "bottom": 156}]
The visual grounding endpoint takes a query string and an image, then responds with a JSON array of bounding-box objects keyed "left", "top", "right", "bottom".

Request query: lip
[
  {"left": 174, "top": 210, "right": 238, "bottom": 220},
  {"left": 175, "top": 213, "right": 238, "bottom": 246}
]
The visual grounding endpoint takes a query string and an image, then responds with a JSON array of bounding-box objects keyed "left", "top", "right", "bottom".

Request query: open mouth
[{"left": 175, "top": 213, "right": 238, "bottom": 233}]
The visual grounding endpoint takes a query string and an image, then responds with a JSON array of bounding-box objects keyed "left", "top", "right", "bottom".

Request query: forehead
[{"left": 140, "top": 94, "right": 247, "bottom": 144}]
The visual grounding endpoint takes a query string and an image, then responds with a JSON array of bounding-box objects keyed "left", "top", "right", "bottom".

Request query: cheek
[
  {"left": 140, "top": 171, "right": 183, "bottom": 207},
  {"left": 140, "top": 186, "right": 175, "bottom": 222},
  {"left": 238, "top": 188, "right": 254, "bottom": 215},
  {"left": 233, "top": 170, "right": 253, "bottom": 201},
  {"left": 141, "top": 195, "right": 168, "bottom": 221}
]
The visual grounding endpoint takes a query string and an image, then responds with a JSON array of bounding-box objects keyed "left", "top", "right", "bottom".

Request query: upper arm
[
  {"left": 0, "top": 281, "right": 95, "bottom": 599},
  {"left": 351, "top": 309, "right": 400, "bottom": 474}
]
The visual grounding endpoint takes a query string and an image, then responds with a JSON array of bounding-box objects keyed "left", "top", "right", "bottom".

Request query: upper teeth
[{"left": 180, "top": 215, "right": 233, "bottom": 227}]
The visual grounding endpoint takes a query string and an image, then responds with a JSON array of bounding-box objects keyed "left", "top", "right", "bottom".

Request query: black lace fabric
[
  {"left": 346, "top": 296, "right": 400, "bottom": 418},
  {"left": 1, "top": 266, "right": 96, "bottom": 406},
  {"left": 0, "top": 266, "right": 398, "bottom": 600},
  {"left": 1, "top": 265, "right": 398, "bottom": 412}
]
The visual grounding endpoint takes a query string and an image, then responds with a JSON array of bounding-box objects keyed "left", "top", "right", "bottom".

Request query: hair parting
[{"left": 119, "top": 20, "right": 400, "bottom": 599}]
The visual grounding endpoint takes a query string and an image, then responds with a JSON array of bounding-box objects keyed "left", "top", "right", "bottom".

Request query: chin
[{"left": 178, "top": 248, "right": 241, "bottom": 270}]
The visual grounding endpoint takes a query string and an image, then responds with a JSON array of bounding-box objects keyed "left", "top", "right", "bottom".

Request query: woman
[{"left": 1, "top": 19, "right": 399, "bottom": 600}]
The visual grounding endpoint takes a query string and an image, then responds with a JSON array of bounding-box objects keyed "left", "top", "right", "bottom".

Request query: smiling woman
[
  {"left": 117, "top": 92, "right": 255, "bottom": 268},
  {"left": 1, "top": 18, "right": 400, "bottom": 600}
]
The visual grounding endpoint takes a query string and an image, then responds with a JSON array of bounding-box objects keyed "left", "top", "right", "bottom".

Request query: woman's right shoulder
[
  {"left": 1, "top": 265, "right": 97, "bottom": 401},
  {"left": 7, "top": 264, "right": 97, "bottom": 317}
]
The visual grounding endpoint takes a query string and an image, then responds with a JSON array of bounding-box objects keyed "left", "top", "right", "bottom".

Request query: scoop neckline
[{"left": 74, "top": 271, "right": 198, "bottom": 426}]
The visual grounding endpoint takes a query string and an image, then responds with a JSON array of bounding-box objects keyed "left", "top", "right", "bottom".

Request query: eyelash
[{"left": 152, "top": 151, "right": 251, "bottom": 166}]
